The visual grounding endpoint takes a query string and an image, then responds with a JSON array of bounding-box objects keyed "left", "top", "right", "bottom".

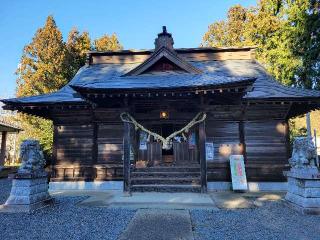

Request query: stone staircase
[{"left": 130, "top": 165, "right": 201, "bottom": 192}]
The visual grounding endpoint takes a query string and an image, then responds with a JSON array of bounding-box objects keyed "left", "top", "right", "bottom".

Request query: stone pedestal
[
  {"left": 285, "top": 168, "right": 320, "bottom": 215},
  {"left": 1, "top": 172, "right": 52, "bottom": 212}
]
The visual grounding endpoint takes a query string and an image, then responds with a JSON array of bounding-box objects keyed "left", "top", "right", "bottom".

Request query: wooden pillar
[
  {"left": 92, "top": 123, "right": 98, "bottom": 164},
  {"left": 199, "top": 122, "right": 207, "bottom": 193},
  {"left": 13, "top": 133, "right": 17, "bottom": 164},
  {"left": 0, "top": 131, "right": 8, "bottom": 167},
  {"left": 51, "top": 125, "right": 58, "bottom": 178},
  {"left": 91, "top": 123, "right": 98, "bottom": 180},
  {"left": 239, "top": 121, "right": 247, "bottom": 162},
  {"left": 284, "top": 121, "right": 291, "bottom": 161},
  {"left": 123, "top": 122, "right": 131, "bottom": 193}
]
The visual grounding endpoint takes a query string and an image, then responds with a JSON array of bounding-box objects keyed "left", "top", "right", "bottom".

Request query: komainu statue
[
  {"left": 289, "top": 137, "right": 316, "bottom": 168},
  {"left": 2, "top": 139, "right": 51, "bottom": 212},
  {"left": 18, "top": 140, "right": 46, "bottom": 174}
]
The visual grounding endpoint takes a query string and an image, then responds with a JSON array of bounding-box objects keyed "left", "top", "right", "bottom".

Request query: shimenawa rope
[{"left": 120, "top": 112, "right": 207, "bottom": 149}]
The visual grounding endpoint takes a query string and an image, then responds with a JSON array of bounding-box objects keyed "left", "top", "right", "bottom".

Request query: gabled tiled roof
[
  {"left": 3, "top": 26, "right": 320, "bottom": 107},
  {"left": 123, "top": 46, "right": 202, "bottom": 76},
  {"left": 2, "top": 59, "right": 320, "bottom": 106},
  {"left": 70, "top": 61, "right": 254, "bottom": 91}
]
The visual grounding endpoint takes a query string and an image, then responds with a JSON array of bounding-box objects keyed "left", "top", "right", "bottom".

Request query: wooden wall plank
[
  {"left": 206, "top": 121, "right": 241, "bottom": 163},
  {"left": 91, "top": 50, "right": 253, "bottom": 64},
  {"left": 55, "top": 124, "right": 93, "bottom": 166},
  {"left": 97, "top": 124, "right": 123, "bottom": 164},
  {"left": 245, "top": 120, "right": 288, "bottom": 162}
]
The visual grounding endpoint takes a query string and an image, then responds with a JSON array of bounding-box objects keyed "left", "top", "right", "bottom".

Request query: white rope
[{"left": 120, "top": 112, "right": 207, "bottom": 149}]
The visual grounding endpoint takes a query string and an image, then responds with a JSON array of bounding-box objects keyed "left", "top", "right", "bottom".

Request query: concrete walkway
[
  {"left": 50, "top": 190, "right": 284, "bottom": 210},
  {"left": 118, "top": 209, "right": 194, "bottom": 240},
  {"left": 51, "top": 190, "right": 218, "bottom": 210}
]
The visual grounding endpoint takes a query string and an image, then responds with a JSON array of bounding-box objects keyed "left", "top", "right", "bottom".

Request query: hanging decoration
[{"left": 120, "top": 112, "right": 207, "bottom": 149}]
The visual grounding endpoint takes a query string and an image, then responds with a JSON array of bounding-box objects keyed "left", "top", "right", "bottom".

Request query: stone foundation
[
  {"left": 285, "top": 168, "right": 320, "bottom": 215},
  {"left": 1, "top": 174, "right": 52, "bottom": 212}
]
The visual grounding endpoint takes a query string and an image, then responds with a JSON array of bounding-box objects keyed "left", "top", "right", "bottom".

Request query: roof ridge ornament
[{"left": 154, "top": 26, "right": 174, "bottom": 50}]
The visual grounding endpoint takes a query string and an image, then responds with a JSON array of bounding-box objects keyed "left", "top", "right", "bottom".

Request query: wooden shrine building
[{"left": 3, "top": 27, "right": 320, "bottom": 192}]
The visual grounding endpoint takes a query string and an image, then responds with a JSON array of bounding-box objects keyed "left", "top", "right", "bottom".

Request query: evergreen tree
[
  {"left": 202, "top": 0, "right": 319, "bottom": 88},
  {"left": 15, "top": 16, "right": 124, "bottom": 157},
  {"left": 94, "top": 33, "right": 123, "bottom": 51},
  {"left": 287, "top": 0, "right": 320, "bottom": 89},
  {"left": 202, "top": 5, "right": 252, "bottom": 47},
  {"left": 245, "top": 0, "right": 299, "bottom": 86},
  {"left": 15, "top": 15, "right": 68, "bottom": 157},
  {"left": 16, "top": 15, "right": 68, "bottom": 97},
  {"left": 66, "top": 28, "right": 92, "bottom": 78}
]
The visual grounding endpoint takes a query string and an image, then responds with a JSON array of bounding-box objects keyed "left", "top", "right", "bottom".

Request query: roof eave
[
  {"left": 70, "top": 78, "right": 256, "bottom": 94},
  {"left": 244, "top": 96, "right": 320, "bottom": 102}
]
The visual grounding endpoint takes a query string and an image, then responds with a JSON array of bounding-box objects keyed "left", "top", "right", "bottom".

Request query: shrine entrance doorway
[{"left": 137, "top": 123, "right": 199, "bottom": 167}]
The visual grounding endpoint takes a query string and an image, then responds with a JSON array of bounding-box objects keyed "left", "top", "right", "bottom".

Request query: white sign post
[
  {"left": 205, "top": 142, "right": 214, "bottom": 161},
  {"left": 230, "top": 155, "right": 248, "bottom": 191}
]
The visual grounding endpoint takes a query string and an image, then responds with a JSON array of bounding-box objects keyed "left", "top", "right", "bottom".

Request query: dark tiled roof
[
  {"left": 1, "top": 68, "right": 88, "bottom": 105},
  {"left": 2, "top": 59, "right": 320, "bottom": 105},
  {"left": 244, "top": 76, "right": 320, "bottom": 99},
  {"left": 2, "top": 86, "right": 84, "bottom": 104},
  {"left": 71, "top": 63, "right": 254, "bottom": 91},
  {"left": 0, "top": 121, "right": 22, "bottom": 132}
]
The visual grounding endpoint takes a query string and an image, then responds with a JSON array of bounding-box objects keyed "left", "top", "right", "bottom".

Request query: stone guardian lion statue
[
  {"left": 289, "top": 137, "right": 316, "bottom": 168},
  {"left": 18, "top": 140, "right": 46, "bottom": 174}
]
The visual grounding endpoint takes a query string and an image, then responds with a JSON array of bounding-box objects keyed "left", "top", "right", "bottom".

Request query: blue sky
[{"left": 0, "top": 0, "right": 256, "bottom": 98}]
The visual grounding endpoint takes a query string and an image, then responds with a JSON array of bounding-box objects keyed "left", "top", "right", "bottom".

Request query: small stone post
[
  {"left": 0, "top": 140, "right": 52, "bottom": 212},
  {"left": 284, "top": 137, "right": 320, "bottom": 215}
]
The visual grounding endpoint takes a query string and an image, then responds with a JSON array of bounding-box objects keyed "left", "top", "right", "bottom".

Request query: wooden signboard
[
  {"left": 139, "top": 131, "right": 148, "bottom": 150},
  {"left": 205, "top": 142, "right": 214, "bottom": 161},
  {"left": 229, "top": 155, "right": 248, "bottom": 191}
]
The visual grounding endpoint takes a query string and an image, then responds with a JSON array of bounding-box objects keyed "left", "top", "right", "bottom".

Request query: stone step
[
  {"left": 131, "top": 177, "right": 201, "bottom": 185},
  {"left": 131, "top": 184, "right": 201, "bottom": 193},
  {"left": 131, "top": 171, "right": 200, "bottom": 178},
  {"left": 134, "top": 166, "right": 200, "bottom": 173}
]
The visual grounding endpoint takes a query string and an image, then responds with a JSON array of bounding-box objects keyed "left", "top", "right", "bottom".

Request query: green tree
[
  {"left": 66, "top": 28, "right": 92, "bottom": 78},
  {"left": 202, "top": 5, "right": 252, "bottom": 47},
  {"left": 17, "top": 15, "right": 68, "bottom": 97},
  {"left": 245, "top": 0, "right": 299, "bottom": 86},
  {"left": 94, "top": 33, "right": 123, "bottom": 51},
  {"left": 15, "top": 16, "right": 124, "bottom": 158},
  {"left": 202, "top": 0, "right": 319, "bottom": 88},
  {"left": 15, "top": 15, "right": 68, "bottom": 157},
  {"left": 287, "top": 0, "right": 320, "bottom": 89}
]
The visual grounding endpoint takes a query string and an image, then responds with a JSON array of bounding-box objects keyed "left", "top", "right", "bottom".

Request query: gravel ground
[
  {"left": 0, "top": 179, "right": 136, "bottom": 240},
  {"left": 0, "top": 177, "right": 12, "bottom": 204},
  {"left": 191, "top": 202, "right": 320, "bottom": 240},
  {"left": 1, "top": 178, "right": 320, "bottom": 240}
]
